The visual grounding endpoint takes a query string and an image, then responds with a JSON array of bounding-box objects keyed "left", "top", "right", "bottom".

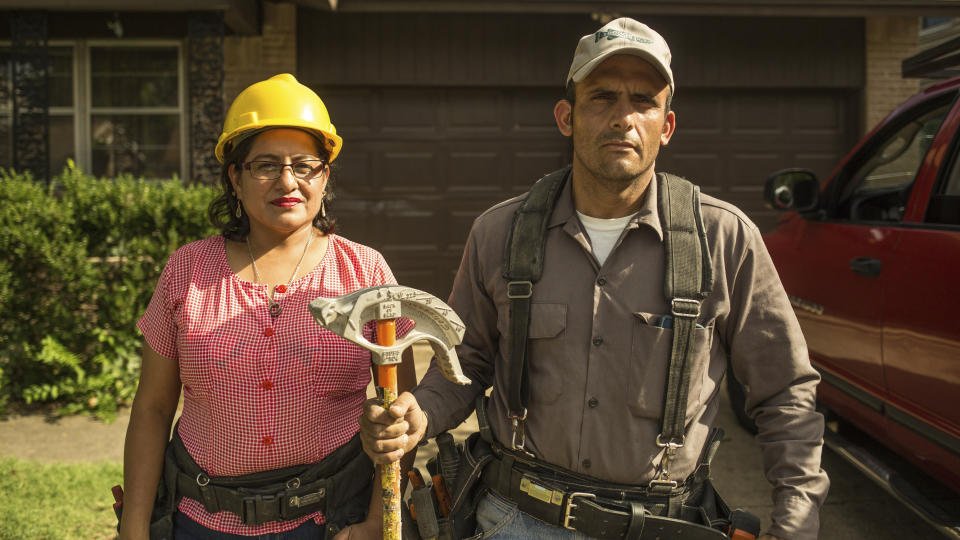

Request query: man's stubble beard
[{"left": 572, "top": 128, "right": 655, "bottom": 189}]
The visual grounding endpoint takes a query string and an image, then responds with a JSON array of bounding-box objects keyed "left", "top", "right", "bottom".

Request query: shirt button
[
  {"left": 597, "top": 277, "right": 607, "bottom": 286},
  {"left": 588, "top": 398, "right": 599, "bottom": 408},
  {"left": 264, "top": 328, "right": 274, "bottom": 337},
  {"left": 276, "top": 284, "right": 287, "bottom": 293},
  {"left": 262, "top": 436, "right": 274, "bottom": 446},
  {"left": 592, "top": 336, "right": 603, "bottom": 346},
  {"left": 261, "top": 380, "right": 273, "bottom": 390},
  {"left": 582, "top": 459, "right": 591, "bottom": 469}
]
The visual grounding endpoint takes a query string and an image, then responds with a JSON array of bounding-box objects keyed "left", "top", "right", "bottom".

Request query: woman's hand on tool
[{"left": 359, "top": 391, "right": 428, "bottom": 465}]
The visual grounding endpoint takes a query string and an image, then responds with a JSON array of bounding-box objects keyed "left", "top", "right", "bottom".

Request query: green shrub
[{"left": 0, "top": 163, "right": 217, "bottom": 418}]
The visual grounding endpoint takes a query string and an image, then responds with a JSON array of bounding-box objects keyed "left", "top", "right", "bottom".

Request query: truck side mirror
[{"left": 764, "top": 169, "right": 820, "bottom": 212}]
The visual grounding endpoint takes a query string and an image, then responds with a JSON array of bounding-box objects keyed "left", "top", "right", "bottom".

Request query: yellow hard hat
[{"left": 215, "top": 73, "right": 342, "bottom": 163}]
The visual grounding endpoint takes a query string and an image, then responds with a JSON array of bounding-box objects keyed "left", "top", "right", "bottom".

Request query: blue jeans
[
  {"left": 173, "top": 512, "right": 326, "bottom": 539},
  {"left": 475, "top": 490, "right": 591, "bottom": 539}
]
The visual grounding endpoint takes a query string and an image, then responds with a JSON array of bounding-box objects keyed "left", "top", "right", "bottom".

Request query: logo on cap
[{"left": 594, "top": 29, "right": 653, "bottom": 45}]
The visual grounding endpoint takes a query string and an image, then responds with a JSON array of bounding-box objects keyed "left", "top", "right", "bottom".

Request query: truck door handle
[{"left": 850, "top": 257, "right": 882, "bottom": 277}]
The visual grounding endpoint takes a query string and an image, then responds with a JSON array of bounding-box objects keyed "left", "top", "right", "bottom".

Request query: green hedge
[{"left": 0, "top": 162, "right": 217, "bottom": 418}]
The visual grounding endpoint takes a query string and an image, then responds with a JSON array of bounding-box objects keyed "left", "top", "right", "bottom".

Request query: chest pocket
[
  {"left": 497, "top": 302, "right": 568, "bottom": 406},
  {"left": 629, "top": 311, "right": 715, "bottom": 420}
]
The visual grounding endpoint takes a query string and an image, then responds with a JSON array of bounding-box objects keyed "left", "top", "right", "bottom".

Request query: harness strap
[
  {"left": 655, "top": 172, "right": 714, "bottom": 484},
  {"left": 502, "top": 166, "right": 570, "bottom": 451}
]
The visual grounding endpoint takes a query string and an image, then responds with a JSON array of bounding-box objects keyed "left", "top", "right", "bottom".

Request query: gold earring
[
  {"left": 235, "top": 202, "right": 243, "bottom": 218},
  {"left": 320, "top": 198, "right": 326, "bottom": 218}
]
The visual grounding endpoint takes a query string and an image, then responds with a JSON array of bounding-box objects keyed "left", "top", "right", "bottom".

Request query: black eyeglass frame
[{"left": 241, "top": 159, "right": 328, "bottom": 181}]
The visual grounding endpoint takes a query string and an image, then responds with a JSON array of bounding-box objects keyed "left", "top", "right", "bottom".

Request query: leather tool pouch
[{"left": 447, "top": 431, "right": 495, "bottom": 539}]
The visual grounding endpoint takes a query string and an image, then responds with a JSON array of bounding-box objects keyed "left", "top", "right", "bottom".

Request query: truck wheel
[{"left": 726, "top": 371, "right": 758, "bottom": 434}]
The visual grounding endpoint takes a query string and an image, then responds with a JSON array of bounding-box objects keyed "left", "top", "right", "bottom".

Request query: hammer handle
[{"left": 377, "top": 319, "right": 402, "bottom": 540}]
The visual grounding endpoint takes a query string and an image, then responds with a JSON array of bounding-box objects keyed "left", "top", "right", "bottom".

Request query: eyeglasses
[{"left": 241, "top": 159, "right": 327, "bottom": 181}]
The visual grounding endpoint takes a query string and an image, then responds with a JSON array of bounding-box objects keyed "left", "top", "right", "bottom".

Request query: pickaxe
[{"left": 309, "top": 285, "right": 471, "bottom": 540}]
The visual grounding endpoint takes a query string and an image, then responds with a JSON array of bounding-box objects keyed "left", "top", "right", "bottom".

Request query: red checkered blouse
[{"left": 138, "top": 234, "right": 412, "bottom": 535}]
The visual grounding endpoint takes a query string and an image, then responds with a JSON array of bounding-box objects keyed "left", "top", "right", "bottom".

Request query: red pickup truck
[{"left": 756, "top": 78, "right": 960, "bottom": 536}]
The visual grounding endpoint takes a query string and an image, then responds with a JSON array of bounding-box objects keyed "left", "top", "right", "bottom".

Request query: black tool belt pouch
[
  {"left": 444, "top": 431, "right": 495, "bottom": 539},
  {"left": 161, "top": 431, "right": 372, "bottom": 535}
]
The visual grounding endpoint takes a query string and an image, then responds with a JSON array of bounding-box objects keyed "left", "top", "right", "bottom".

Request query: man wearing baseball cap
[{"left": 361, "top": 17, "right": 828, "bottom": 540}]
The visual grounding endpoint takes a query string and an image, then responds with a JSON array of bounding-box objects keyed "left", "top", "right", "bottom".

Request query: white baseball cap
[{"left": 566, "top": 17, "right": 674, "bottom": 93}]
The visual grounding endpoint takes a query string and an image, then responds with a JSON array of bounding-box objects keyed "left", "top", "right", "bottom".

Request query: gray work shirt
[{"left": 414, "top": 173, "right": 829, "bottom": 540}]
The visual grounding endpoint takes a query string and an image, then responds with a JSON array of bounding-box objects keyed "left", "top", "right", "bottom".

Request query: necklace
[{"left": 246, "top": 231, "right": 314, "bottom": 317}]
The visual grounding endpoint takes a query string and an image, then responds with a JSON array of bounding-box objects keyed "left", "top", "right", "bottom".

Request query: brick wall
[
  {"left": 865, "top": 17, "right": 921, "bottom": 134},
  {"left": 223, "top": 2, "right": 297, "bottom": 107}
]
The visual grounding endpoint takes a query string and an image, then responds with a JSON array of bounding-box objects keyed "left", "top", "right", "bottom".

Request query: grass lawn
[{"left": 0, "top": 457, "right": 121, "bottom": 540}]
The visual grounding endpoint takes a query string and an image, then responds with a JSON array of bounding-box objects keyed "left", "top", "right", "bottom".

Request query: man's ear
[
  {"left": 660, "top": 110, "right": 676, "bottom": 146},
  {"left": 554, "top": 100, "right": 573, "bottom": 137}
]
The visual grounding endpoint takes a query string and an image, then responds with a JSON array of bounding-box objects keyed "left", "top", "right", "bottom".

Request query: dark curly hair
[{"left": 208, "top": 129, "right": 338, "bottom": 241}]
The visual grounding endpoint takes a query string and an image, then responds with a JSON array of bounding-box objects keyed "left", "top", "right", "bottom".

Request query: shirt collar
[{"left": 548, "top": 169, "right": 664, "bottom": 242}]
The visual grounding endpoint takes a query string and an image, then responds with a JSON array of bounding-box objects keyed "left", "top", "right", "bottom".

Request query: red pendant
[{"left": 276, "top": 284, "right": 287, "bottom": 293}]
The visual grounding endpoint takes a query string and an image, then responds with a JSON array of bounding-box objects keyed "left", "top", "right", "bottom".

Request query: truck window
[
  {"left": 832, "top": 101, "right": 951, "bottom": 222},
  {"left": 925, "top": 131, "right": 960, "bottom": 226}
]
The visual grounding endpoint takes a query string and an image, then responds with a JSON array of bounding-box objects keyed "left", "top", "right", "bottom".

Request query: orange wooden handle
[{"left": 375, "top": 318, "right": 400, "bottom": 540}]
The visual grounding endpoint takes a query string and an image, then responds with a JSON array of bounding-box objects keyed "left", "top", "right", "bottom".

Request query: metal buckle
[
  {"left": 563, "top": 492, "right": 597, "bottom": 530},
  {"left": 656, "top": 434, "right": 685, "bottom": 449},
  {"left": 506, "top": 281, "right": 533, "bottom": 299},
  {"left": 653, "top": 434, "right": 685, "bottom": 488},
  {"left": 242, "top": 493, "right": 280, "bottom": 525},
  {"left": 195, "top": 473, "right": 210, "bottom": 487},
  {"left": 509, "top": 409, "right": 535, "bottom": 457},
  {"left": 670, "top": 298, "right": 701, "bottom": 318}
]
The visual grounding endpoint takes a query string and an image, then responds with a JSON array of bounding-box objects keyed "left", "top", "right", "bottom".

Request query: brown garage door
[
  {"left": 299, "top": 11, "right": 861, "bottom": 297},
  {"left": 322, "top": 86, "right": 568, "bottom": 297},
  {"left": 661, "top": 88, "right": 856, "bottom": 231},
  {"left": 321, "top": 85, "right": 852, "bottom": 297}
]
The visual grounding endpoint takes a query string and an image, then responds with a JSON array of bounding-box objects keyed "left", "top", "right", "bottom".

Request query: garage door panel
[
  {"left": 512, "top": 150, "right": 568, "bottom": 192},
  {"left": 658, "top": 152, "right": 723, "bottom": 191},
  {"left": 512, "top": 90, "right": 563, "bottom": 132},
  {"left": 792, "top": 95, "right": 845, "bottom": 134},
  {"left": 730, "top": 95, "right": 785, "bottom": 134},
  {"left": 673, "top": 95, "right": 723, "bottom": 134},
  {"left": 381, "top": 151, "right": 439, "bottom": 193},
  {"left": 382, "top": 90, "right": 443, "bottom": 132},
  {"left": 730, "top": 153, "right": 784, "bottom": 182},
  {"left": 448, "top": 149, "right": 503, "bottom": 191},
  {"left": 334, "top": 151, "right": 375, "bottom": 192}
]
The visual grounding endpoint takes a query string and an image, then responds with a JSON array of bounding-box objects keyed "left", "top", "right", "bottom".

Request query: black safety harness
[{"left": 471, "top": 166, "right": 758, "bottom": 540}]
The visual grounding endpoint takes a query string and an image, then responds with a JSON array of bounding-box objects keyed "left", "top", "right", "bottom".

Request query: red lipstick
[{"left": 271, "top": 197, "right": 301, "bottom": 208}]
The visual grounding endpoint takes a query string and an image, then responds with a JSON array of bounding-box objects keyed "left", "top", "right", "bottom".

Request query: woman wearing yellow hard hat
[{"left": 119, "top": 74, "right": 415, "bottom": 539}]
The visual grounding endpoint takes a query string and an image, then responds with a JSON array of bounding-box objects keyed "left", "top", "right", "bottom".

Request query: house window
[
  {"left": 50, "top": 45, "right": 76, "bottom": 175},
  {"left": 0, "top": 40, "right": 185, "bottom": 180},
  {"left": 921, "top": 17, "right": 953, "bottom": 30},
  {"left": 88, "top": 45, "right": 182, "bottom": 178}
]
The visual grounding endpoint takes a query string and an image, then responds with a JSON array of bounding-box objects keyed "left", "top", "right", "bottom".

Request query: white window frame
[{"left": 0, "top": 38, "right": 187, "bottom": 180}]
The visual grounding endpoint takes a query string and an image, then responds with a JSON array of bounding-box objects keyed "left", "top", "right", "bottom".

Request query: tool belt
[
  {"left": 127, "top": 426, "right": 375, "bottom": 539},
  {"left": 169, "top": 429, "right": 373, "bottom": 528},
  {"left": 479, "top": 427, "right": 738, "bottom": 540}
]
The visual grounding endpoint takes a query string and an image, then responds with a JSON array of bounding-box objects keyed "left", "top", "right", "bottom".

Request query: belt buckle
[{"left": 562, "top": 492, "right": 596, "bottom": 530}]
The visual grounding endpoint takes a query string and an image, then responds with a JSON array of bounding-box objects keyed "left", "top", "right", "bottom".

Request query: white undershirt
[{"left": 576, "top": 211, "right": 633, "bottom": 266}]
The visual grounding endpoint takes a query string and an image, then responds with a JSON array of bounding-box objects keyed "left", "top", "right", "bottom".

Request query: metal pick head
[{"left": 308, "top": 285, "right": 472, "bottom": 385}]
